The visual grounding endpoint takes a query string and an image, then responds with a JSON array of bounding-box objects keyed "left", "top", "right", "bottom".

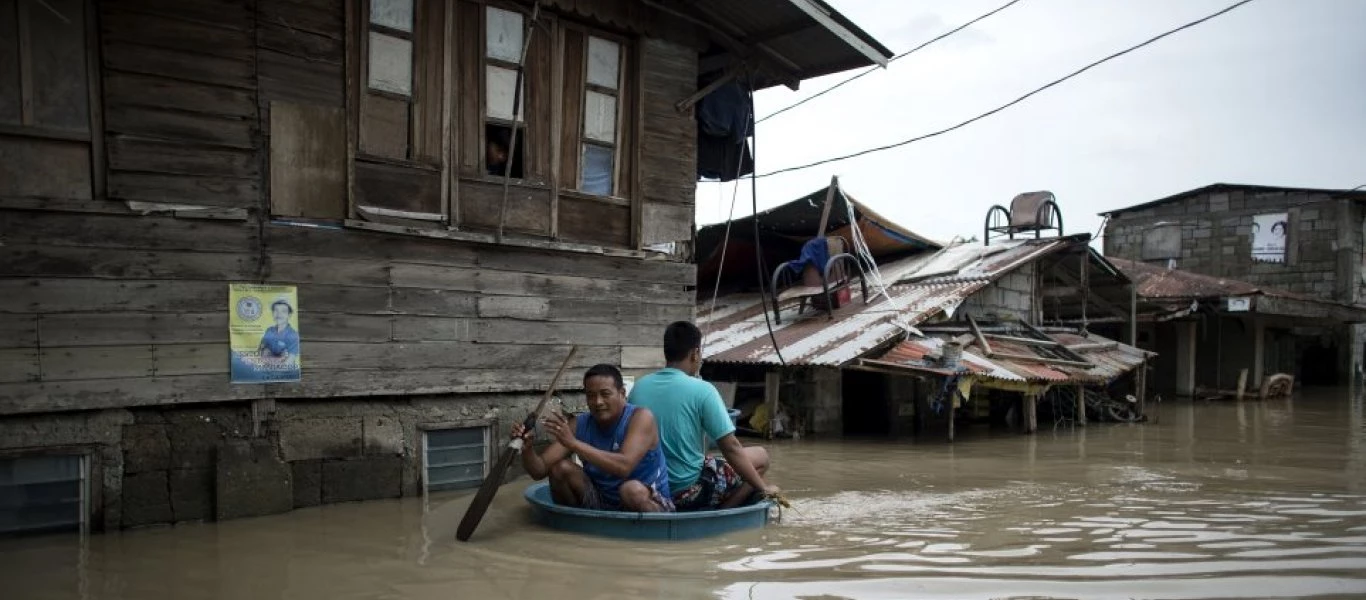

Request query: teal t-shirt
[{"left": 627, "top": 368, "right": 735, "bottom": 493}]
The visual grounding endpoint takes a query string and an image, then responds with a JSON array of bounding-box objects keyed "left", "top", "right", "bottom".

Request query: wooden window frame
[
  {"left": 350, "top": 0, "right": 448, "bottom": 223},
  {"left": 342, "top": 0, "right": 644, "bottom": 250},
  {"left": 560, "top": 23, "right": 630, "bottom": 200},
  {"left": 480, "top": 2, "right": 529, "bottom": 182},
  {"left": 356, "top": 0, "right": 416, "bottom": 164},
  {"left": 0, "top": 0, "right": 105, "bottom": 198}
]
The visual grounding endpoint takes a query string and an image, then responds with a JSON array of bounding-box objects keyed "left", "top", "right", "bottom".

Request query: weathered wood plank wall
[{"left": 0, "top": 0, "right": 702, "bottom": 416}]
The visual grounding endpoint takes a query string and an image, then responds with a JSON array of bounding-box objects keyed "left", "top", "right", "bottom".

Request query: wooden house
[{"left": 0, "top": 0, "right": 890, "bottom": 533}]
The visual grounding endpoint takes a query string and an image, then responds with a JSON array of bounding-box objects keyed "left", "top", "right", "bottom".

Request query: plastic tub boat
[{"left": 522, "top": 482, "right": 772, "bottom": 541}]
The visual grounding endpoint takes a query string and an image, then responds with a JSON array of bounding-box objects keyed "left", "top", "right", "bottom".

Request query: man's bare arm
[{"left": 716, "top": 434, "right": 771, "bottom": 493}]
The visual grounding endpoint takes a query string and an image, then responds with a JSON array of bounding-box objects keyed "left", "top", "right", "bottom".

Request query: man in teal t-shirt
[{"left": 628, "top": 321, "right": 778, "bottom": 511}]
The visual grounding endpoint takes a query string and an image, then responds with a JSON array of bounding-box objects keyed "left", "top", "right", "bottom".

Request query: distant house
[
  {"left": 0, "top": 0, "right": 891, "bottom": 535},
  {"left": 1101, "top": 183, "right": 1366, "bottom": 389}
]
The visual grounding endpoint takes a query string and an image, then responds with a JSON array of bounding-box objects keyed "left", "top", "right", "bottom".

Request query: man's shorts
[
  {"left": 581, "top": 480, "right": 676, "bottom": 512},
  {"left": 671, "top": 454, "right": 744, "bottom": 512}
]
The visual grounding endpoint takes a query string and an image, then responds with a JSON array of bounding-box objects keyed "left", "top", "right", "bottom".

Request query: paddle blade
[{"left": 455, "top": 443, "right": 521, "bottom": 542}]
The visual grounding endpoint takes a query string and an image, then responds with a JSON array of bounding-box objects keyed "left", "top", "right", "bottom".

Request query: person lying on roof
[{"left": 512, "top": 364, "right": 673, "bottom": 512}]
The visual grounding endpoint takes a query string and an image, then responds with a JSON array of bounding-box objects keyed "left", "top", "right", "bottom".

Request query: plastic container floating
[{"left": 522, "top": 482, "right": 773, "bottom": 541}]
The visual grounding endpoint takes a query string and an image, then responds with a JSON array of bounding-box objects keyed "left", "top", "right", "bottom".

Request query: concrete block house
[{"left": 1102, "top": 184, "right": 1366, "bottom": 392}]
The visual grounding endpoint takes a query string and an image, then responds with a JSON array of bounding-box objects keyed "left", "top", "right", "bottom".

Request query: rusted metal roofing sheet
[
  {"left": 873, "top": 332, "right": 1149, "bottom": 385},
  {"left": 1108, "top": 257, "right": 1366, "bottom": 322},
  {"left": 1109, "top": 257, "right": 1262, "bottom": 299},
  {"left": 699, "top": 237, "right": 1082, "bottom": 366}
]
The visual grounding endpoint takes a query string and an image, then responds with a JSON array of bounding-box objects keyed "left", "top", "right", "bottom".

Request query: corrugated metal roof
[
  {"left": 874, "top": 332, "right": 1149, "bottom": 386},
  {"left": 690, "top": 0, "right": 894, "bottom": 90},
  {"left": 1110, "top": 257, "right": 1262, "bottom": 299},
  {"left": 700, "top": 237, "right": 1082, "bottom": 366}
]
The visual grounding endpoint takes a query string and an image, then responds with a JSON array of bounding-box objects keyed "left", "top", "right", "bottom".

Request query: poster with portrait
[
  {"left": 229, "top": 284, "right": 301, "bottom": 383},
  {"left": 1251, "top": 213, "right": 1288, "bottom": 263}
]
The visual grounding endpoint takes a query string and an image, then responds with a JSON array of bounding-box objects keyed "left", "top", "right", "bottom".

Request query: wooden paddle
[{"left": 456, "top": 345, "right": 578, "bottom": 542}]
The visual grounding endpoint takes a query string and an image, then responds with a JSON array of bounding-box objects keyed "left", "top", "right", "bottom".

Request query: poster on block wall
[
  {"left": 229, "top": 283, "right": 301, "bottom": 383},
  {"left": 1251, "top": 213, "right": 1288, "bottom": 263}
]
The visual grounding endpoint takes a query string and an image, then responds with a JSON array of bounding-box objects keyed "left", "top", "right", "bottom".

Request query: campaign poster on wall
[
  {"left": 1251, "top": 213, "right": 1288, "bottom": 263},
  {"left": 229, "top": 284, "right": 301, "bottom": 383}
]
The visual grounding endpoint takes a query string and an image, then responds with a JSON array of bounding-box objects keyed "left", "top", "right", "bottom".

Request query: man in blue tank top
[{"left": 512, "top": 364, "right": 673, "bottom": 512}]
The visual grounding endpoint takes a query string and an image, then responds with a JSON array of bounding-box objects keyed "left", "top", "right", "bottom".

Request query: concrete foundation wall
[
  {"left": 0, "top": 393, "right": 543, "bottom": 531},
  {"left": 783, "top": 368, "right": 843, "bottom": 436}
]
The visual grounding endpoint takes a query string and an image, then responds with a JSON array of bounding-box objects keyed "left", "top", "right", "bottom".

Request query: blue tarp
[{"left": 785, "top": 237, "right": 831, "bottom": 277}]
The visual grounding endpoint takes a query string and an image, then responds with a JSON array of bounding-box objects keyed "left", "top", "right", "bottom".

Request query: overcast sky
[{"left": 694, "top": 0, "right": 1366, "bottom": 247}]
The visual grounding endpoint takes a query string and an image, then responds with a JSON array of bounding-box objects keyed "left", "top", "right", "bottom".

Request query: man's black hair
[
  {"left": 663, "top": 320, "right": 702, "bottom": 363},
  {"left": 583, "top": 363, "right": 625, "bottom": 390}
]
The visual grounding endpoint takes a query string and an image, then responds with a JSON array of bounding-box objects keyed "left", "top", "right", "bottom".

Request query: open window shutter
[
  {"left": 411, "top": 0, "right": 444, "bottom": 165},
  {"left": 455, "top": 0, "right": 482, "bottom": 176},
  {"left": 557, "top": 28, "right": 584, "bottom": 190},
  {"left": 522, "top": 16, "right": 553, "bottom": 185}
]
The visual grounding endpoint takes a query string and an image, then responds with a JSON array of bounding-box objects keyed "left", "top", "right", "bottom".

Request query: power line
[
  {"left": 758, "top": 0, "right": 1027, "bottom": 125},
  {"left": 756, "top": 0, "right": 1259, "bottom": 180}
]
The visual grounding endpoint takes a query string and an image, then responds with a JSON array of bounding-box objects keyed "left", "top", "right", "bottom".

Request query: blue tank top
[{"left": 574, "top": 404, "right": 672, "bottom": 507}]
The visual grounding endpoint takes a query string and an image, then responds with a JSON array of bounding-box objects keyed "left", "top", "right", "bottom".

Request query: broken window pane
[
  {"left": 486, "top": 65, "right": 522, "bottom": 121},
  {"left": 581, "top": 144, "right": 613, "bottom": 196},
  {"left": 486, "top": 7, "right": 524, "bottom": 62},
  {"left": 370, "top": 0, "right": 413, "bottom": 32},
  {"left": 583, "top": 90, "right": 616, "bottom": 143},
  {"left": 586, "top": 36, "right": 620, "bottom": 89},
  {"left": 368, "top": 32, "right": 412, "bottom": 95},
  {"left": 485, "top": 123, "right": 524, "bottom": 178}
]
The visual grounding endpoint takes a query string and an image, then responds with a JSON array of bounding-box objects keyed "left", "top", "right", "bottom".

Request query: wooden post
[
  {"left": 1075, "top": 384, "right": 1086, "bottom": 426},
  {"left": 764, "top": 370, "right": 780, "bottom": 440},
  {"left": 1079, "top": 247, "right": 1089, "bottom": 331},
  {"left": 495, "top": 1, "right": 542, "bottom": 242},
  {"left": 947, "top": 395, "right": 956, "bottom": 442},
  {"left": 1252, "top": 317, "right": 1266, "bottom": 390},
  {"left": 816, "top": 175, "right": 839, "bottom": 237},
  {"left": 1236, "top": 368, "right": 1249, "bottom": 401},
  {"left": 1129, "top": 283, "right": 1138, "bottom": 346},
  {"left": 1137, "top": 358, "right": 1148, "bottom": 419},
  {"left": 1025, "top": 392, "right": 1038, "bottom": 434}
]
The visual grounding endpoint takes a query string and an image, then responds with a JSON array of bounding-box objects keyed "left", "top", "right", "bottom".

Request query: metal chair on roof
[
  {"left": 984, "top": 191, "right": 1064, "bottom": 246},
  {"left": 768, "top": 236, "right": 868, "bottom": 325}
]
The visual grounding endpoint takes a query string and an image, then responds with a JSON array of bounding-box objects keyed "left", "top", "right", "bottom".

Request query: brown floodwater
[{"left": 4, "top": 390, "right": 1366, "bottom": 600}]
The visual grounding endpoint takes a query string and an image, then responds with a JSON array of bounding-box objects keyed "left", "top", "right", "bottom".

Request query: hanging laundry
[{"left": 696, "top": 80, "right": 754, "bottom": 181}]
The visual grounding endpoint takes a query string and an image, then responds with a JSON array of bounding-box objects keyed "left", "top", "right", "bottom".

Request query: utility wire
[
  {"left": 759, "top": 0, "right": 1028, "bottom": 124},
  {"left": 756, "top": 0, "right": 1259, "bottom": 179}
]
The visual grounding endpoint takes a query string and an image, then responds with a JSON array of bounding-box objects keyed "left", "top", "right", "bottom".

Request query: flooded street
[{"left": 4, "top": 390, "right": 1366, "bottom": 600}]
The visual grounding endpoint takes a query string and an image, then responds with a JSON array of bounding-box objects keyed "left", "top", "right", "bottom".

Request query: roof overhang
[
  {"left": 648, "top": 0, "right": 893, "bottom": 91},
  {"left": 1099, "top": 183, "right": 1366, "bottom": 218}
]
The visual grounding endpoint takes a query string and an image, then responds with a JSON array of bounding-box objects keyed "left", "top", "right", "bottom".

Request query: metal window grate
[
  {"left": 424, "top": 427, "right": 488, "bottom": 492},
  {"left": 0, "top": 455, "right": 87, "bottom": 536}
]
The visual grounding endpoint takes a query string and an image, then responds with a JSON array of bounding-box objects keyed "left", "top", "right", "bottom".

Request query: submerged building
[
  {"left": 0, "top": 0, "right": 892, "bottom": 534},
  {"left": 1101, "top": 183, "right": 1366, "bottom": 392}
]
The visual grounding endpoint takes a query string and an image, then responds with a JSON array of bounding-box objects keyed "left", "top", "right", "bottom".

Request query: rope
[{"left": 842, "top": 192, "right": 920, "bottom": 338}]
